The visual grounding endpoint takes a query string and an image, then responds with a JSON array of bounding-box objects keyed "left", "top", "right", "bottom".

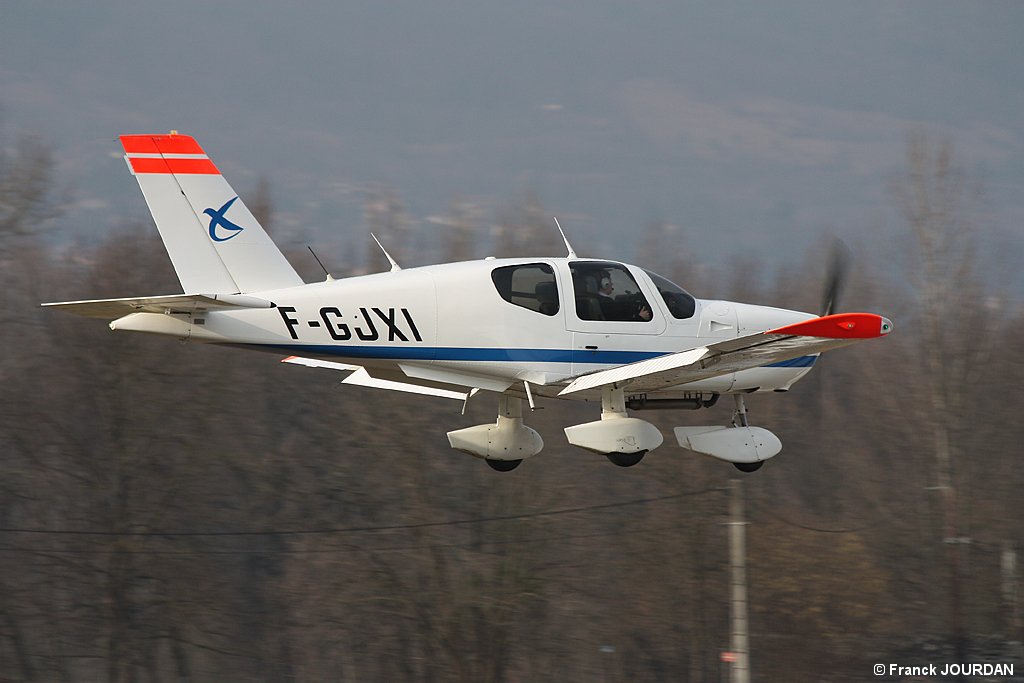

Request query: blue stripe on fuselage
[
  {"left": 261, "top": 344, "right": 657, "bottom": 364},
  {"left": 765, "top": 355, "right": 817, "bottom": 368},
  {"left": 258, "top": 343, "right": 816, "bottom": 369}
]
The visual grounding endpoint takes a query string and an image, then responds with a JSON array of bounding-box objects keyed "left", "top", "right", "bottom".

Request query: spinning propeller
[{"left": 819, "top": 239, "right": 851, "bottom": 317}]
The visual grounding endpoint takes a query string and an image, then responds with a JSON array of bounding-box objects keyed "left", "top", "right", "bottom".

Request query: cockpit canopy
[{"left": 489, "top": 259, "right": 696, "bottom": 322}]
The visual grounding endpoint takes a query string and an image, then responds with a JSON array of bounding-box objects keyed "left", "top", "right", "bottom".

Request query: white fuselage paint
[{"left": 110, "top": 257, "right": 817, "bottom": 400}]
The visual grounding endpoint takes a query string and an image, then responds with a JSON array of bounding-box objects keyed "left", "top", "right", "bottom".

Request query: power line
[
  {"left": 0, "top": 516, "right": 719, "bottom": 557},
  {"left": 0, "top": 486, "right": 723, "bottom": 539},
  {"left": 750, "top": 499, "right": 891, "bottom": 534}
]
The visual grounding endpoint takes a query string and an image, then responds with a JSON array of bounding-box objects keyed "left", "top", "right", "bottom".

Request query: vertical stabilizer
[{"left": 121, "top": 134, "right": 303, "bottom": 293}]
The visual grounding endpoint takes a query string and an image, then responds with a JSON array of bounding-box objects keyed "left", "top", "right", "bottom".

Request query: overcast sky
[{"left": 2, "top": 1, "right": 1022, "bottom": 272}]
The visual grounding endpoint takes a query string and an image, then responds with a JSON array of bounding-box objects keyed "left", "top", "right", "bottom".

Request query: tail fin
[{"left": 120, "top": 133, "right": 303, "bottom": 293}]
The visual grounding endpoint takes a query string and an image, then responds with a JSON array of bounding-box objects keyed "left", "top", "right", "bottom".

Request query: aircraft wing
[
  {"left": 41, "top": 293, "right": 276, "bottom": 319},
  {"left": 282, "top": 356, "right": 470, "bottom": 401},
  {"left": 559, "top": 312, "right": 893, "bottom": 396}
]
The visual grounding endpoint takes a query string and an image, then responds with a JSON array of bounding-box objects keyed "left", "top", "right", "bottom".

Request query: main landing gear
[
  {"left": 606, "top": 451, "right": 647, "bottom": 468},
  {"left": 447, "top": 394, "right": 543, "bottom": 472},
  {"left": 449, "top": 386, "right": 663, "bottom": 471},
  {"left": 564, "top": 385, "right": 664, "bottom": 467},
  {"left": 449, "top": 389, "right": 780, "bottom": 473},
  {"left": 485, "top": 458, "right": 522, "bottom": 472}
]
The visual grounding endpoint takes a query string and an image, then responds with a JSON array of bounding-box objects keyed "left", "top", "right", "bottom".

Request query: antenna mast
[
  {"left": 371, "top": 233, "right": 402, "bottom": 272},
  {"left": 307, "top": 246, "right": 335, "bottom": 281},
  {"left": 553, "top": 217, "right": 577, "bottom": 258}
]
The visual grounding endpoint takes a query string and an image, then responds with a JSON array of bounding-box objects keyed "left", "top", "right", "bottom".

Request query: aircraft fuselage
[{"left": 110, "top": 257, "right": 816, "bottom": 401}]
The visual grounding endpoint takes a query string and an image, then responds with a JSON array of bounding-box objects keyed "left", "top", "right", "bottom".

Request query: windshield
[{"left": 644, "top": 270, "right": 696, "bottom": 320}]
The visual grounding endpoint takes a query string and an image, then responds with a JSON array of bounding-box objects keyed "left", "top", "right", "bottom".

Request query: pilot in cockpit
[{"left": 597, "top": 269, "right": 652, "bottom": 322}]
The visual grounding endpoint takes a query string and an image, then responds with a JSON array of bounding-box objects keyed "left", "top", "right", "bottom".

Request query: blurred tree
[
  {"left": 4, "top": 129, "right": 1022, "bottom": 682},
  {"left": 892, "top": 130, "right": 992, "bottom": 658},
  {"left": 491, "top": 189, "right": 560, "bottom": 258},
  {"left": 634, "top": 219, "right": 704, "bottom": 292},
  {"left": 437, "top": 196, "right": 481, "bottom": 263},
  {"left": 361, "top": 185, "right": 411, "bottom": 273},
  {"left": 0, "top": 132, "right": 59, "bottom": 245},
  {"left": 0, "top": 131, "right": 62, "bottom": 682},
  {"left": 248, "top": 175, "right": 274, "bottom": 231}
]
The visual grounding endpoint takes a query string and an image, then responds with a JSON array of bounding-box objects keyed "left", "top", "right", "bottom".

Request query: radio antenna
[
  {"left": 553, "top": 217, "right": 578, "bottom": 258},
  {"left": 307, "top": 246, "right": 335, "bottom": 281},
  {"left": 371, "top": 233, "right": 402, "bottom": 272}
]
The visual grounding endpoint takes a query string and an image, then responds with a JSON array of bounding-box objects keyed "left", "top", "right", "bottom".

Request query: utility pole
[
  {"left": 934, "top": 478, "right": 966, "bottom": 659},
  {"left": 1003, "top": 542, "right": 1020, "bottom": 640},
  {"left": 728, "top": 478, "right": 751, "bottom": 683}
]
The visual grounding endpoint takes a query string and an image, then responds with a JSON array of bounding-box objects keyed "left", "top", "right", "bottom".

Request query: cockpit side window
[
  {"left": 491, "top": 263, "right": 559, "bottom": 316},
  {"left": 644, "top": 270, "right": 696, "bottom": 320},
  {"left": 570, "top": 262, "right": 653, "bottom": 322}
]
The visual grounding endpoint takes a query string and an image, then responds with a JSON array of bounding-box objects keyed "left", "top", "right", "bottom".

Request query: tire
[
  {"left": 606, "top": 451, "right": 647, "bottom": 468},
  {"left": 485, "top": 459, "right": 522, "bottom": 472}
]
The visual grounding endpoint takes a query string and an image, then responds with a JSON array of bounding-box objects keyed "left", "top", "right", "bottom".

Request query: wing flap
[
  {"left": 397, "top": 363, "right": 515, "bottom": 393},
  {"left": 559, "top": 312, "right": 892, "bottom": 395},
  {"left": 282, "top": 356, "right": 468, "bottom": 400},
  {"left": 42, "top": 293, "right": 275, "bottom": 319}
]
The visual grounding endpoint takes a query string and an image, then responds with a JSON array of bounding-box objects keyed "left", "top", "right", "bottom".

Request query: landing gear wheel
[
  {"left": 606, "top": 451, "right": 647, "bottom": 468},
  {"left": 733, "top": 461, "right": 764, "bottom": 473},
  {"left": 485, "top": 458, "right": 522, "bottom": 472}
]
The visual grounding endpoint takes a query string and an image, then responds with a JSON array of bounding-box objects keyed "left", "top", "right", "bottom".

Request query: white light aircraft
[{"left": 44, "top": 133, "right": 893, "bottom": 472}]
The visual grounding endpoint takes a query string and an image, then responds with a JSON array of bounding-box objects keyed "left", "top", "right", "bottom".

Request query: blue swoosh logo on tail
[{"left": 204, "top": 196, "right": 245, "bottom": 242}]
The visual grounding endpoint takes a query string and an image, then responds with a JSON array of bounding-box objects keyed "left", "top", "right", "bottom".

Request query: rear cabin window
[
  {"left": 644, "top": 270, "right": 696, "bottom": 319},
  {"left": 491, "top": 263, "right": 560, "bottom": 316}
]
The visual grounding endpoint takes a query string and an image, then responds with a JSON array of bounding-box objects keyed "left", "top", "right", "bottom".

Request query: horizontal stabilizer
[{"left": 42, "top": 293, "right": 276, "bottom": 319}]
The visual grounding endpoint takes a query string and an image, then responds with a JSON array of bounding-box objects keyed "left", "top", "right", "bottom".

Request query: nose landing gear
[{"left": 674, "top": 394, "right": 780, "bottom": 473}]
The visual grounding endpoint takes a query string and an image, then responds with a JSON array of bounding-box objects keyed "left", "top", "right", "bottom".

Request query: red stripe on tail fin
[
  {"left": 120, "top": 134, "right": 205, "bottom": 155},
  {"left": 128, "top": 157, "right": 219, "bottom": 175}
]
